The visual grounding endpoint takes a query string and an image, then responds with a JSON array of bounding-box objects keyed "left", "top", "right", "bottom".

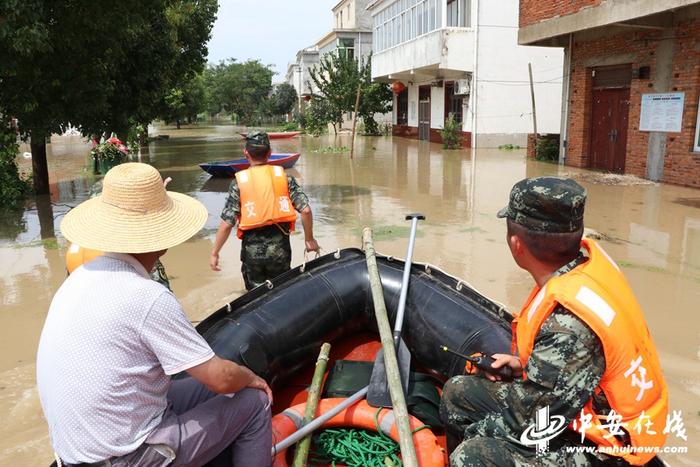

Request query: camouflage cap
[
  {"left": 497, "top": 177, "right": 587, "bottom": 233},
  {"left": 245, "top": 131, "right": 270, "bottom": 150}
]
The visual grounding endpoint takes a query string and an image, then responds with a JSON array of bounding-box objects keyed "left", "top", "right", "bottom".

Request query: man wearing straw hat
[{"left": 37, "top": 163, "right": 273, "bottom": 467}]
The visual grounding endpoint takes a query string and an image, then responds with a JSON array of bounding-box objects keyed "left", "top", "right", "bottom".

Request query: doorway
[
  {"left": 588, "top": 65, "right": 631, "bottom": 173},
  {"left": 418, "top": 86, "right": 431, "bottom": 141}
]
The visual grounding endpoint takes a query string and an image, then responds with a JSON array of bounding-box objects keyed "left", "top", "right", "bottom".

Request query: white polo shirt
[{"left": 36, "top": 253, "right": 214, "bottom": 464}]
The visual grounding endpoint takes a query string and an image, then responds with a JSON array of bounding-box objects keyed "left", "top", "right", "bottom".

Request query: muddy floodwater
[{"left": 1, "top": 124, "right": 698, "bottom": 465}]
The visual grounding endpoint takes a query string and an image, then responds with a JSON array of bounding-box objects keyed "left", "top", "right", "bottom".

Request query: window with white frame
[
  {"left": 338, "top": 38, "right": 355, "bottom": 60},
  {"left": 446, "top": 0, "right": 470, "bottom": 27},
  {"left": 695, "top": 95, "right": 700, "bottom": 152},
  {"left": 373, "top": 0, "right": 444, "bottom": 52}
]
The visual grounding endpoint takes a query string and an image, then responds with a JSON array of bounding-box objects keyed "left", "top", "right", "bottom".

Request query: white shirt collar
[{"left": 103, "top": 252, "right": 151, "bottom": 279}]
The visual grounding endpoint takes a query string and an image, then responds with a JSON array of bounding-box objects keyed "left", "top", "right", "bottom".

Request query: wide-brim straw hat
[{"left": 60, "top": 163, "right": 208, "bottom": 254}]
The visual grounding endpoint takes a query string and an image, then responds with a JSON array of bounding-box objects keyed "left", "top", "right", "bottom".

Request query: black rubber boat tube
[{"left": 194, "top": 248, "right": 512, "bottom": 388}]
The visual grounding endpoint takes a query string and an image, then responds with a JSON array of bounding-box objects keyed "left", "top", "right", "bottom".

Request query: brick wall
[
  {"left": 565, "top": 20, "right": 700, "bottom": 187},
  {"left": 520, "top": 0, "right": 603, "bottom": 28}
]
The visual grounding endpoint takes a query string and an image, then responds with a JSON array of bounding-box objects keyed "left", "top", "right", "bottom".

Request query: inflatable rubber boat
[{"left": 195, "top": 247, "right": 513, "bottom": 465}]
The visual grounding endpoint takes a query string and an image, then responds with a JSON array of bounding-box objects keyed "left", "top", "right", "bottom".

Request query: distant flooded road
[{"left": 1, "top": 124, "right": 698, "bottom": 464}]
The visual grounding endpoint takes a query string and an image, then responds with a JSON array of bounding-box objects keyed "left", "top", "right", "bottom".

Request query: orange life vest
[
  {"left": 513, "top": 239, "right": 668, "bottom": 465},
  {"left": 65, "top": 243, "right": 103, "bottom": 274},
  {"left": 234, "top": 165, "right": 297, "bottom": 239}
]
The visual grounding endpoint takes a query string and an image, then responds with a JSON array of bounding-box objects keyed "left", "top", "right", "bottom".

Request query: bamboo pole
[
  {"left": 292, "top": 343, "right": 331, "bottom": 467},
  {"left": 362, "top": 228, "right": 419, "bottom": 467},
  {"left": 350, "top": 82, "right": 362, "bottom": 159},
  {"left": 528, "top": 62, "right": 538, "bottom": 159}
]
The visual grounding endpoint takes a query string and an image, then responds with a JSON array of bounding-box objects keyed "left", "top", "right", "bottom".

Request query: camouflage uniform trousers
[
  {"left": 440, "top": 376, "right": 607, "bottom": 467},
  {"left": 240, "top": 225, "right": 292, "bottom": 290}
]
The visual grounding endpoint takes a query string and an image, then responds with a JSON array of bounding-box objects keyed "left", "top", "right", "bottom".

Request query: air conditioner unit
[{"left": 454, "top": 78, "right": 471, "bottom": 95}]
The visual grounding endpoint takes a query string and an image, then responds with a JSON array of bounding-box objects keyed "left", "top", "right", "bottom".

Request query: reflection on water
[{"left": 1, "top": 124, "right": 699, "bottom": 464}]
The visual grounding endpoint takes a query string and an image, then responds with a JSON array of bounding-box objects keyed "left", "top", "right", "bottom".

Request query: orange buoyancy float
[
  {"left": 271, "top": 398, "right": 446, "bottom": 467},
  {"left": 65, "top": 243, "right": 103, "bottom": 274}
]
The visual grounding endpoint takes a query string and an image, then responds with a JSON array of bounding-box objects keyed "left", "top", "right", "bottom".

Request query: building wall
[
  {"left": 408, "top": 84, "right": 419, "bottom": 127},
  {"left": 520, "top": 0, "right": 602, "bottom": 28},
  {"left": 318, "top": 31, "right": 374, "bottom": 60},
  {"left": 476, "top": 0, "right": 564, "bottom": 143},
  {"left": 565, "top": 17, "right": 700, "bottom": 187}
]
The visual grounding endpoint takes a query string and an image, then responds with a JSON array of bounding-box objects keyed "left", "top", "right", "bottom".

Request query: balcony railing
[{"left": 373, "top": 0, "right": 471, "bottom": 53}]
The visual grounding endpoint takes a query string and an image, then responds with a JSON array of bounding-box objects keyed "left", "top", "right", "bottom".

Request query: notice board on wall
[{"left": 639, "top": 92, "right": 685, "bottom": 132}]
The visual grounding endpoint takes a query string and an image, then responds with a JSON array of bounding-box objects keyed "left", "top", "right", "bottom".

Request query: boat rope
[
  {"left": 307, "top": 408, "right": 429, "bottom": 467},
  {"left": 300, "top": 249, "right": 322, "bottom": 273}
]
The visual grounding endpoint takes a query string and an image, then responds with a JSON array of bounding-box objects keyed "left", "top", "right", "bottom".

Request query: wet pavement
[{"left": 1, "top": 124, "right": 698, "bottom": 464}]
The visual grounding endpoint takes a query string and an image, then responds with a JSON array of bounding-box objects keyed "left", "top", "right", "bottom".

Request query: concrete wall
[
  {"left": 333, "top": 0, "right": 373, "bottom": 30},
  {"left": 564, "top": 13, "right": 700, "bottom": 187},
  {"left": 475, "top": 0, "right": 564, "bottom": 143},
  {"left": 408, "top": 84, "right": 419, "bottom": 127},
  {"left": 431, "top": 86, "right": 446, "bottom": 129},
  {"left": 371, "top": 28, "right": 475, "bottom": 79}
]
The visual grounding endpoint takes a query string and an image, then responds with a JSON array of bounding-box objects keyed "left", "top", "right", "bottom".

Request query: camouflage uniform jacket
[
  {"left": 465, "top": 252, "right": 611, "bottom": 443},
  {"left": 220, "top": 173, "right": 309, "bottom": 262}
]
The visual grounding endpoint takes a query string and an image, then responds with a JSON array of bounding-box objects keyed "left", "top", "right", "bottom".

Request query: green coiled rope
[{"left": 307, "top": 408, "right": 429, "bottom": 467}]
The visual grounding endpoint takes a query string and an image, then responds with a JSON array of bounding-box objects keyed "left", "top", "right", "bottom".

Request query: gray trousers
[{"left": 107, "top": 377, "right": 272, "bottom": 467}]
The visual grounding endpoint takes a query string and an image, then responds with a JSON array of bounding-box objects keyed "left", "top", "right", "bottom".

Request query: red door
[{"left": 590, "top": 88, "right": 630, "bottom": 173}]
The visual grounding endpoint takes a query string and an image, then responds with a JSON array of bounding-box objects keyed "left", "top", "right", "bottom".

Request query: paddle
[{"left": 367, "top": 213, "right": 425, "bottom": 408}]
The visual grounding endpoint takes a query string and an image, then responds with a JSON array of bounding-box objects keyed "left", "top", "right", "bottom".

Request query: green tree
[
  {"left": 308, "top": 52, "right": 392, "bottom": 135},
  {"left": 305, "top": 99, "right": 341, "bottom": 136},
  {"left": 357, "top": 59, "right": 392, "bottom": 135},
  {"left": 161, "top": 73, "right": 207, "bottom": 128},
  {"left": 270, "top": 83, "right": 298, "bottom": 117},
  {"left": 206, "top": 59, "right": 275, "bottom": 126},
  {"left": 0, "top": 0, "right": 217, "bottom": 195},
  {"left": 0, "top": 124, "right": 31, "bottom": 210},
  {"left": 308, "top": 52, "right": 357, "bottom": 134}
]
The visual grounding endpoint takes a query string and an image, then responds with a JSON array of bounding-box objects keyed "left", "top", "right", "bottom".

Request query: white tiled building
[
  {"left": 368, "top": 0, "right": 564, "bottom": 147},
  {"left": 285, "top": 46, "right": 320, "bottom": 113}
]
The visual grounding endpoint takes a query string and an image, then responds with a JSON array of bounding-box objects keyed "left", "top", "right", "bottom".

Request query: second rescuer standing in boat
[
  {"left": 210, "top": 131, "right": 320, "bottom": 290},
  {"left": 440, "top": 177, "right": 668, "bottom": 466}
]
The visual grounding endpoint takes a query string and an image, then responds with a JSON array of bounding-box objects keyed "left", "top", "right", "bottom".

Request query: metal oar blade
[{"left": 367, "top": 338, "right": 411, "bottom": 407}]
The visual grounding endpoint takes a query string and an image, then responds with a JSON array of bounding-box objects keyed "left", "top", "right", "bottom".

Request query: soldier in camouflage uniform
[
  {"left": 440, "top": 177, "right": 620, "bottom": 466},
  {"left": 210, "top": 132, "right": 319, "bottom": 290}
]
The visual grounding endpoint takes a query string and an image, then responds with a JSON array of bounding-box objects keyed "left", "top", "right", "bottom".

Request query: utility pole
[
  {"left": 528, "top": 62, "right": 538, "bottom": 158},
  {"left": 297, "top": 66, "right": 303, "bottom": 115}
]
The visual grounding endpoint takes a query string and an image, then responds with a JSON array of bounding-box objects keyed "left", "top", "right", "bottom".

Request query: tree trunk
[
  {"left": 30, "top": 132, "right": 50, "bottom": 195},
  {"left": 176, "top": 119, "right": 181, "bottom": 129},
  {"left": 36, "top": 194, "right": 55, "bottom": 239}
]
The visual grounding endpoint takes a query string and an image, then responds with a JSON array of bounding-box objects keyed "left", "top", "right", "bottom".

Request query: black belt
[{"left": 62, "top": 459, "right": 111, "bottom": 467}]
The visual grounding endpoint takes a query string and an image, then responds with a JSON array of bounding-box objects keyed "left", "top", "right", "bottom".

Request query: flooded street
[{"left": 1, "top": 125, "right": 699, "bottom": 465}]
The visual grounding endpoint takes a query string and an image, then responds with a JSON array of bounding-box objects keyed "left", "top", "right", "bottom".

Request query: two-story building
[
  {"left": 316, "top": 0, "right": 374, "bottom": 62},
  {"left": 285, "top": 46, "right": 320, "bottom": 113},
  {"left": 368, "top": 0, "right": 564, "bottom": 147},
  {"left": 519, "top": 0, "right": 700, "bottom": 187}
]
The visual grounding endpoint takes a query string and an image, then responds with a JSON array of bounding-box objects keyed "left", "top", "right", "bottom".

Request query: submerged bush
[
  {"left": 0, "top": 125, "right": 31, "bottom": 209},
  {"left": 440, "top": 114, "right": 462, "bottom": 149},
  {"left": 536, "top": 137, "right": 559, "bottom": 162}
]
